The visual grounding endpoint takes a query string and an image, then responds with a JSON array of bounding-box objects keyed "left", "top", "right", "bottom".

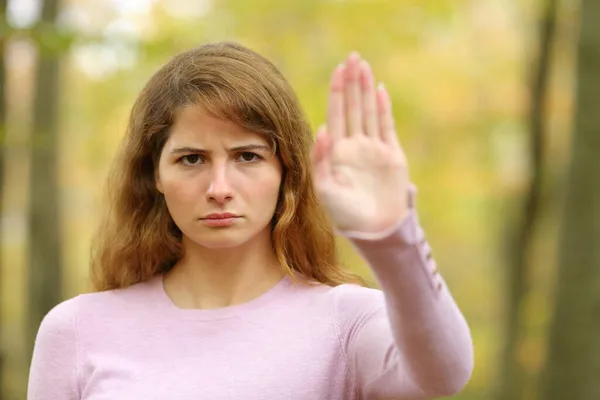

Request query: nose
[{"left": 206, "top": 162, "right": 233, "bottom": 204}]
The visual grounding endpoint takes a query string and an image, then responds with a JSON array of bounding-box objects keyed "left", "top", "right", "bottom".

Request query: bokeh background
[{"left": 2, "top": 0, "right": 598, "bottom": 399}]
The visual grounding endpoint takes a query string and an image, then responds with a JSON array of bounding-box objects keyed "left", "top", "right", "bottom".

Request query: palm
[{"left": 312, "top": 53, "right": 410, "bottom": 234}]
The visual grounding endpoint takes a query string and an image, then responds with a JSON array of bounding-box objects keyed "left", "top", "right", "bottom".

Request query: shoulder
[
  {"left": 36, "top": 295, "right": 81, "bottom": 344},
  {"left": 305, "top": 282, "right": 386, "bottom": 351},
  {"left": 29, "top": 297, "right": 83, "bottom": 397},
  {"left": 77, "top": 277, "right": 162, "bottom": 326},
  {"left": 77, "top": 276, "right": 159, "bottom": 310},
  {"left": 291, "top": 277, "right": 385, "bottom": 311},
  {"left": 292, "top": 279, "right": 386, "bottom": 324},
  {"left": 329, "top": 283, "right": 386, "bottom": 320},
  {"left": 39, "top": 276, "right": 159, "bottom": 335}
]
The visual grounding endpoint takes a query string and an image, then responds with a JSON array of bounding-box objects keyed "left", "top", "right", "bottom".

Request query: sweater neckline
[{"left": 151, "top": 273, "right": 293, "bottom": 320}]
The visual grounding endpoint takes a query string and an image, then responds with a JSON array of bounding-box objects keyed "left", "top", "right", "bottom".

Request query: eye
[
  {"left": 237, "top": 152, "right": 262, "bottom": 162},
  {"left": 179, "top": 154, "right": 203, "bottom": 165}
]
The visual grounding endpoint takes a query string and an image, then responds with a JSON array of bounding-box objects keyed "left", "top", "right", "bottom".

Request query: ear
[{"left": 155, "top": 170, "right": 164, "bottom": 194}]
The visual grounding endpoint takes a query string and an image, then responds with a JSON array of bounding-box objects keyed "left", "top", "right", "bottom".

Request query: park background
[{"left": 1, "top": 0, "right": 598, "bottom": 399}]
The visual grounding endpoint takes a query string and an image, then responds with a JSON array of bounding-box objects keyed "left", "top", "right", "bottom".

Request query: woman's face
[{"left": 156, "top": 106, "right": 282, "bottom": 249}]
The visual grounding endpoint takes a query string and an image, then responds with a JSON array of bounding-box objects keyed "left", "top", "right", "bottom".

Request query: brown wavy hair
[{"left": 89, "top": 41, "right": 366, "bottom": 291}]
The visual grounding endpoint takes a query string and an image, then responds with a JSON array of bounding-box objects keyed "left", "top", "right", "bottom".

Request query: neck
[{"left": 163, "top": 230, "right": 285, "bottom": 310}]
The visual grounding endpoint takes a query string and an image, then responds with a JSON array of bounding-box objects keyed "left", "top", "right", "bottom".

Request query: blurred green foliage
[{"left": 0, "top": 0, "right": 580, "bottom": 399}]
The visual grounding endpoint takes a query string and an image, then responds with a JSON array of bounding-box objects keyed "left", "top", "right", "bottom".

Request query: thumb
[{"left": 310, "top": 125, "right": 332, "bottom": 182}]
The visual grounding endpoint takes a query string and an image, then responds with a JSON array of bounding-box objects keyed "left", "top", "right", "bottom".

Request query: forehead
[{"left": 167, "top": 105, "right": 270, "bottom": 147}]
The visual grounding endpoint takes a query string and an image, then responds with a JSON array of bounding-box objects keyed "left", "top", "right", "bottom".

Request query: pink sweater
[{"left": 27, "top": 196, "right": 473, "bottom": 399}]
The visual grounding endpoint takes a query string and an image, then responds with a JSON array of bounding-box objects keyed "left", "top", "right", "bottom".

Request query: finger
[
  {"left": 376, "top": 83, "right": 398, "bottom": 144},
  {"left": 360, "top": 60, "right": 379, "bottom": 138},
  {"left": 344, "top": 52, "right": 363, "bottom": 137},
  {"left": 310, "top": 125, "right": 332, "bottom": 182},
  {"left": 327, "top": 64, "right": 346, "bottom": 142}
]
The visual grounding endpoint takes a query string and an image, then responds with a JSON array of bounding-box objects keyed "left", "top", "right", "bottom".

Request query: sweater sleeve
[
  {"left": 334, "top": 185, "right": 474, "bottom": 400},
  {"left": 27, "top": 297, "right": 81, "bottom": 400}
]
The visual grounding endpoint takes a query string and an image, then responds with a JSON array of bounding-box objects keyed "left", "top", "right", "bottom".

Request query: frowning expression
[{"left": 156, "top": 106, "right": 282, "bottom": 249}]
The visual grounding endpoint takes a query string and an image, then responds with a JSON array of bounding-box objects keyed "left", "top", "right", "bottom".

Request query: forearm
[{"left": 345, "top": 210, "right": 474, "bottom": 396}]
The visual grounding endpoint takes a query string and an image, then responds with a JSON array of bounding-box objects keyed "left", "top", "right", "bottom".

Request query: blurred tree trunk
[
  {"left": 27, "top": 0, "right": 63, "bottom": 360},
  {"left": 496, "top": 1, "right": 557, "bottom": 399},
  {"left": 540, "top": 0, "right": 600, "bottom": 398},
  {"left": 0, "top": 1, "right": 6, "bottom": 396}
]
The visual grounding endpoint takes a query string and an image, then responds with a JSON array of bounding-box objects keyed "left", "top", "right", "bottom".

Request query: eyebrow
[{"left": 169, "top": 144, "right": 273, "bottom": 155}]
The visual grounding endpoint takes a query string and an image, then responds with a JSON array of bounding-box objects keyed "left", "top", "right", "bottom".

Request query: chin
[
  {"left": 195, "top": 238, "right": 248, "bottom": 249},
  {"left": 180, "top": 222, "right": 273, "bottom": 251},
  {"left": 185, "top": 230, "right": 265, "bottom": 250}
]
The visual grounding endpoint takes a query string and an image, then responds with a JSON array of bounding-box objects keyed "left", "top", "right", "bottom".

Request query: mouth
[
  {"left": 199, "top": 213, "right": 241, "bottom": 227},
  {"left": 200, "top": 213, "right": 240, "bottom": 220}
]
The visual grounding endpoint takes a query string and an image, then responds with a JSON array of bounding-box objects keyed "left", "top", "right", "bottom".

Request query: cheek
[
  {"left": 248, "top": 173, "right": 281, "bottom": 207},
  {"left": 161, "top": 179, "right": 199, "bottom": 207}
]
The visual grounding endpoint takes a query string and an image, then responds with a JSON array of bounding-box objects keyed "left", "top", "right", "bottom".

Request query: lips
[
  {"left": 201, "top": 213, "right": 240, "bottom": 220},
  {"left": 199, "top": 213, "right": 240, "bottom": 227}
]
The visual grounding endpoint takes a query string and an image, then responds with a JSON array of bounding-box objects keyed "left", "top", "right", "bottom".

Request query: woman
[{"left": 27, "top": 42, "right": 474, "bottom": 399}]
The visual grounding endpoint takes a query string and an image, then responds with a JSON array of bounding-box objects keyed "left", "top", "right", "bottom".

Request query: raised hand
[{"left": 311, "top": 52, "right": 411, "bottom": 235}]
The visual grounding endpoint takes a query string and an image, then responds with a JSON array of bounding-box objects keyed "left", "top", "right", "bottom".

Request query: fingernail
[{"left": 377, "top": 82, "right": 386, "bottom": 92}]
